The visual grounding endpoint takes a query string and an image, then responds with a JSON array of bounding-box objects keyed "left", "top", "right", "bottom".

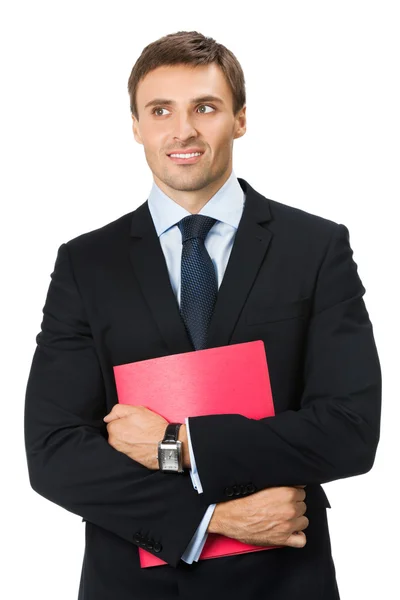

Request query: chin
[{"left": 163, "top": 170, "right": 212, "bottom": 192}]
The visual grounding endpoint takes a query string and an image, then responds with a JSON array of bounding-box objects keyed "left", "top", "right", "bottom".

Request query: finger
[
  {"left": 103, "top": 404, "right": 135, "bottom": 422},
  {"left": 294, "top": 488, "right": 306, "bottom": 502},
  {"left": 287, "top": 531, "right": 307, "bottom": 548},
  {"left": 295, "top": 501, "right": 307, "bottom": 517},
  {"left": 294, "top": 515, "right": 309, "bottom": 532},
  {"left": 103, "top": 412, "right": 120, "bottom": 423}
]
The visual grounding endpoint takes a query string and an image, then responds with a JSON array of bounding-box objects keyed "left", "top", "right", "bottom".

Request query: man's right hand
[{"left": 207, "top": 485, "right": 308, "bottom": 549}]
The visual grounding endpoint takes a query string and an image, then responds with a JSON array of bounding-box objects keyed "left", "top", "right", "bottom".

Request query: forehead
[{"left": 136, "top": 63, "right": 231, "bottom": 107}]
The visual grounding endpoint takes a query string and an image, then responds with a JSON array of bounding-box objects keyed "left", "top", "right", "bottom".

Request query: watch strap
[{"left": 163, "top": 423, "right": 182, "bottom": 442}]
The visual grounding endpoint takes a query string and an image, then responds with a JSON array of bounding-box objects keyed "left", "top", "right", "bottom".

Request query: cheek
[
  {"left": 210, "top": 137, "right": 232, "bottom": 159},
  {"left": 211, "top": 125, "right": 234, "bottom": 151},
  {"left": 139, "top": 125, "right": 162, "bottom": 150},
  {"left": 141, "top": 134, "right": 158, "bottom": 152}
]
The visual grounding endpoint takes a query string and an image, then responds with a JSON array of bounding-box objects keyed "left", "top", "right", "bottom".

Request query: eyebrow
[{"left": 144, "top": 95, "right": 225, "bottom": 110}]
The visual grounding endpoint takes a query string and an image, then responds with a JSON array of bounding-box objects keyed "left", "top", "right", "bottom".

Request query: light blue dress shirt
[{"left": 147, "top": 169, "right": 245, "bottom": 563}]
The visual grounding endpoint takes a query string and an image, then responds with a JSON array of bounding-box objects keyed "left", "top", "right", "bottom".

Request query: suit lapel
[{"left": 128, "top": 177, "right": 273, "bottom": 354}]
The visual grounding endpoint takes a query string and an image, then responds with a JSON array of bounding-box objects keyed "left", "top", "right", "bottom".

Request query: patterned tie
[{"left": 177, "top": 214, "right": 218, "bottom": 350}]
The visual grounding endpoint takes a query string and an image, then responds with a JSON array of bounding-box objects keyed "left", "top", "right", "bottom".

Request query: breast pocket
[{"left": 246, "top": 297, "right": 312, "bottom": 325}]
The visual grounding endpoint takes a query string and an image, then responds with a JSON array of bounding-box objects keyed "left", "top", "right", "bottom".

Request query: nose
[{"left": 172, "top": 111, "right": 198, "bottom": 141}]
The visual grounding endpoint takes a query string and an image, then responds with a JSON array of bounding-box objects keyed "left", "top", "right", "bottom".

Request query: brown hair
[{"left": 127, "top": 31, "right": 246, "bottom": 120}]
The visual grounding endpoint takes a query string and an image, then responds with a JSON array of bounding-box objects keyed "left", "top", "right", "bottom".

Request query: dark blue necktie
[{"left": 177, "top": 215, "right": 218, "bottom": 350}]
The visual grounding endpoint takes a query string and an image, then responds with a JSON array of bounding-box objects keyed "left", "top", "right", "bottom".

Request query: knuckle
[{"left": 299, "top": 501, "right": 307, "bottom": 515}]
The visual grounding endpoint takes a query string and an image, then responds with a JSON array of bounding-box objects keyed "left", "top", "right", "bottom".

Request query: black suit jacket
[{"left": 24, "top": 177, "right": 381, "bottom": 600}]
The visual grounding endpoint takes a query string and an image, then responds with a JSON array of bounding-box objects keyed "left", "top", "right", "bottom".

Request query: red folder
[{"left": 113, "top": 340, "right": 281, "bottom": 568}]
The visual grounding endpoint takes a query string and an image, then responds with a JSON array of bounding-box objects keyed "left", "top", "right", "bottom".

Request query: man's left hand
[{"left": 103, "top": 405, "right": 168, "bottom": 470}]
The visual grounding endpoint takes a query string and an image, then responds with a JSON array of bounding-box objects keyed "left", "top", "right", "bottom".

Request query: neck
[{"left": 153, "top": 168, "right": 232, "bottom": 214}]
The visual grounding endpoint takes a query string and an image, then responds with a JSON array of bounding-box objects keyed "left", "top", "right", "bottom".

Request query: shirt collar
[{"left": 147, "top": 169, "right": 244, "bottom": 237}]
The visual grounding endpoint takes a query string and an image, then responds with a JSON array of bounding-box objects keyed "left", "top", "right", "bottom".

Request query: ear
[
  {"left": 131, "top": 114, "right": 143, "bottom": 145},
  {"left": 234, "top": 105, "right": 246, "bottom": 140}
]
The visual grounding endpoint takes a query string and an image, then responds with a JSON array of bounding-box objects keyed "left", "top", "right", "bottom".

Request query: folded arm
[
  {"left": 187, "top": 224, "right": 382, "bottom": 505},
  {"left": 24, "top": 242, "right": 209, "bottom": 568}
]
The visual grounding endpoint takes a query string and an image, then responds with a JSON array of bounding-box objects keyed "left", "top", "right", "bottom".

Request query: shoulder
[
  {"left": 62, "top": 209, "right": 136, "bottom": 265},
  {"left": 264, "top": 196, "right": 347, "bottom": 258},
  {"left": 268, "top": 196, "right": 340, "bottom": 235},
  {"left": 241, "top": 177, "right": 342, "bottom": 242},
  {"left": 67, "top": 210, "right": 134, "bottom": 246}
]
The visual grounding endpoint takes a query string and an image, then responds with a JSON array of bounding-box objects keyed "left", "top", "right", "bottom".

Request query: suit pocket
[{"left": 246, "top": 297, "right": 312, "bottom": 325}]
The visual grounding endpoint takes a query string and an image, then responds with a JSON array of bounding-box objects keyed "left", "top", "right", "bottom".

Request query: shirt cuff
[
  {"left": 181, "top": 504, "right": 217, "bottom": 563},
  {"left": 186, "top": 416, "right": 204, "bottom": 493}
]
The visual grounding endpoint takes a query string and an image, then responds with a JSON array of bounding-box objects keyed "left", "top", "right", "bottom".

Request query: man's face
[{"left": 132, "top": 63, "right": 246, "bottom": 194}]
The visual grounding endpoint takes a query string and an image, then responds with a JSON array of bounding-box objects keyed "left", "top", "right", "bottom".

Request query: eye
[
  {"left": 152, "top": 107, "right": 170, "bottom": 117},
  {"left": 197, "top": 104, "right": 215, "bottom": 114},
  {"left": 151, "top": 104, "right": 216, "bottom": 116}
]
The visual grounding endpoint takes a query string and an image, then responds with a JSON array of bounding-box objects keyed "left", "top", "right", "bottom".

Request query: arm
[
  {"left": 187, "top": 224, "right": 382, "bottom": 505},
  {"left": 24, "top": 243, "right": 209, "bottom": 568}
]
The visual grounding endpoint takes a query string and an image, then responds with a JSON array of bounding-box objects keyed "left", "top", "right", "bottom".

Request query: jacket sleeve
[
  {"left": 187, "top": 223, "right": 382, "bottom": 506},
  {"left": 24, "top": 242, "right": 209, "bottom": 569}
]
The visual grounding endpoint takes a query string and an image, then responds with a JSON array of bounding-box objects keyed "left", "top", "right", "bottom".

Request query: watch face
[
  {"left": 165, "top": 450, "right": 178, "bottom": 469},
  {"left": 159, "top": 443, "right": 181, "bottom": 471}
]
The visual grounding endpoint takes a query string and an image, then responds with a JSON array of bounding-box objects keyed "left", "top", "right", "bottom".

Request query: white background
[{"left": 1, "top": 1, "right": 398, "bottom": 598}]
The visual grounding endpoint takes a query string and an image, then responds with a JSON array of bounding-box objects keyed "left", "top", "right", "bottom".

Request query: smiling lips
[{"left": 168, "top": 151, "right": 204, "bottom": 164}]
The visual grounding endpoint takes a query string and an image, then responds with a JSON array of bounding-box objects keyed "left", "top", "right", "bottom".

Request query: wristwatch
[{"left": 158, "top": 423, "right": 184, "bottom": 473}]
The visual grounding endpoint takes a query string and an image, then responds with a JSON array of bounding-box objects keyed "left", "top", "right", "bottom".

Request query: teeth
[{"left": 170, "top": 152, "right": 202, "bottom": 158}]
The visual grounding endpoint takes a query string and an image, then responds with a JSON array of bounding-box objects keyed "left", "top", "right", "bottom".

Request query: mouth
[{"left": 167, "top": 151, "right": 204, "bottom": 165}]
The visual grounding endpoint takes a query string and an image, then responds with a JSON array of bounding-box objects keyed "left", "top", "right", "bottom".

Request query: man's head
[{"left": 128, "top": 31, "right": 246, "bottom": 203}]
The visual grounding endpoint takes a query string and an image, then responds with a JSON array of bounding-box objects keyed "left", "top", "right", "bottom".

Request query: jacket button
[
  {"left": 133, "top": 533, "right": 142, "bottom": 544},
  {"left": 233, "top": 485, "right": 241, "bottom": 496},
  {"left": 153, "top": 542, "right": 162, "bottom": 553},
  {"left": 145, "top": 539, "right": 154, "bottom": 550},
  {"left": 246, "top": 483, "right": 256, "bottom": 493},
  {"left": 224, "top": 486, "right": 234, "bottom": 497},
  {"left": 240, "top": 484, "right": 247, "bottom": 495}
]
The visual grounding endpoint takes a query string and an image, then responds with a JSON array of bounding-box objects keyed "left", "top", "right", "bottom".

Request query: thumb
[
  {"left": 103, "top": 404, "right": 132, "bottom": 422},
  {"left": 287, "top": 531, "right": 307, "bottom": 548}
]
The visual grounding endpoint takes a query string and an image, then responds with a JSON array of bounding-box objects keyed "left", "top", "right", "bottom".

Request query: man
[{"left": 24, "top": 31, "right": 381, "bottom": 600}]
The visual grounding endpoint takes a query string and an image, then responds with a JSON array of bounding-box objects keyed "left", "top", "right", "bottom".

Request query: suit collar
[
  {"left": 130, "top": 177, "right": 271, "bottom": 236},
  {"left": 129, "top": 177, "right": 273, "bottom": 354}
]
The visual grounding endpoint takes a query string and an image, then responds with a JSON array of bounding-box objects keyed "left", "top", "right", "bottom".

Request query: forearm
[
  {"left": 25, "top": 243, "right": 208, "bottom": 568},
  {"left": 25, "top": 368, "right": 208, "bottom": 567},
  {"left": 187, "top": 225, "right": 382, "bottom": 505},
  {"left": 188, "top": 379, "right": 380, "bottom": 505}
]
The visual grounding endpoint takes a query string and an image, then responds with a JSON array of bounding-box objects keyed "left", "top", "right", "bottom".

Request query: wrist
[
  {"left": 207, "top": 503, "right": 222, "bottom": 534},
  {"left": 178, "top": 424, "right": 191, "bottom": 469}
]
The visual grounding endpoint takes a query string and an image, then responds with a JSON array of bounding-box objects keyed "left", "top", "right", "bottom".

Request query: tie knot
[{"left": 177, "top": 214, "right": 217, "bottom": 243}]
